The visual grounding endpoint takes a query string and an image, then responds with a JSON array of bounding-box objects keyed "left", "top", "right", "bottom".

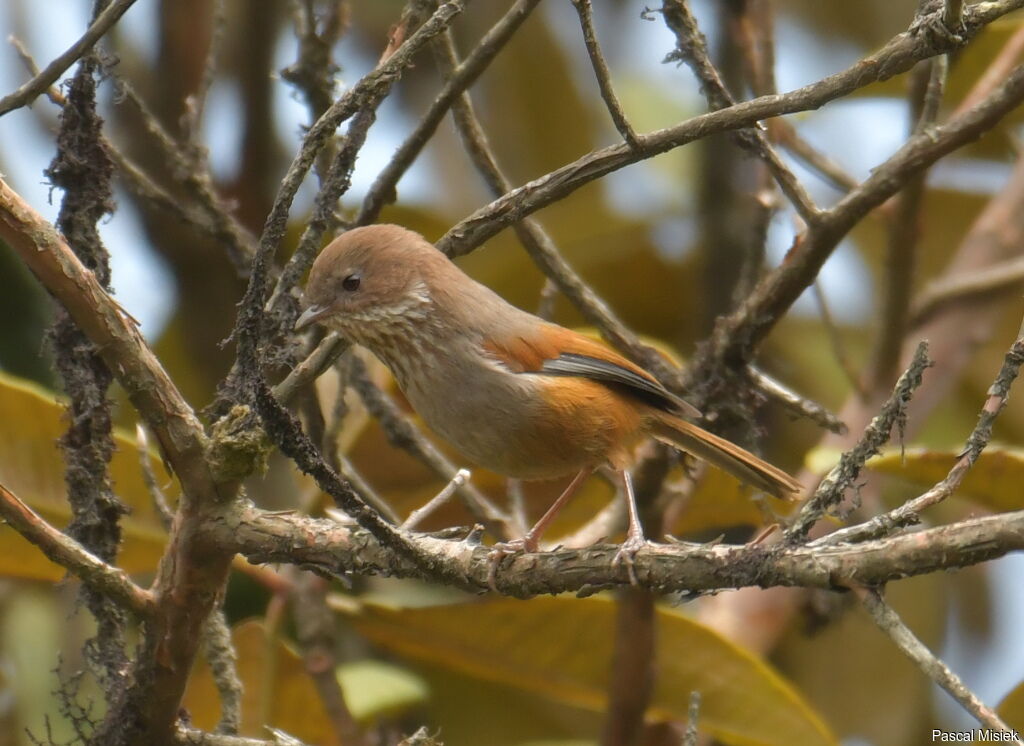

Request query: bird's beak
[{"left": 294, "top": 303, "right": 331, "bottom": 331}]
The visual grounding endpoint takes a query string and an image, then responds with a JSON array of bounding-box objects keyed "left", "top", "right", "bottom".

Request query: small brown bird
[{"left": 296, "top": 224, "right": 799, "bottom": 562}]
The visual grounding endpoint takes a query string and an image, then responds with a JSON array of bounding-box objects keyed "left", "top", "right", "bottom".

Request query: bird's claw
[{"left": 611, "top": 535, "right": 648, "bottom": 586}]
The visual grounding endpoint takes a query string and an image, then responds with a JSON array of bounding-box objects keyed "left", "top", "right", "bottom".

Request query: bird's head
[{"left": 296, "top": 224, "right": 447, "bottom": 342}]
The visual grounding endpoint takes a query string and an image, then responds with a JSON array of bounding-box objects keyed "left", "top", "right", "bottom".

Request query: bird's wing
[{"left": 483, "top": 325, "right": 700, "bottom": 419}]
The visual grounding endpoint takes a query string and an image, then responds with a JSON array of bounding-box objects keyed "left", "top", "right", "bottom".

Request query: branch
[
  {"left": 856, "top": 588, "right": 1019, "bottom": 739},
  {"left": 569, "top": 0, "right": 639, "bottom": 147},
  {"left": 0, "top": 481, "right": 154, "bottom": 618},
  {"left": 357, "top": 0, "right": 541, "bottom": 224},
  {"left": 660, "top": 0, "right": 820, "bottom": 223},
  {"left": 0, "top": 175, "right": 236, "bottom": 743},
  {"left": 786, "top": 342, "right": 932, "bottom": 542},
  {"left": 703, "top": 59, "right": 1024, "bottom": 368},
  {"left": 819, "top": 320, "right": 1024, "bottom": 546},
  {"left": 228, "top": 502, "right": 1024, "bottom": 596},
  {"left": 435, "top": 0, "right": 1023, "bottom": 258},
  {"left": 0, "top": 0, "right": 139, "bottom": 116}
]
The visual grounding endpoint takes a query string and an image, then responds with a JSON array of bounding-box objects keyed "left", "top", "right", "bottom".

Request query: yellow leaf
[
  {"left": 341, "top": 596, "right": 837, "bottom": 746},
  {"left": 0, "top": 372, "right": 173, "bottom": 580},
  {"left": 998, "top": 678, "right": 1024, "bottom": 730},
  {"left": 807, "top": 445, "right": 1024, "bottom": 513}
]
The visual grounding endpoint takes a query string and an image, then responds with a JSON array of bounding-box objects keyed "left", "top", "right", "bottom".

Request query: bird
[{"left": 295, "top": 224, "right": 800, "bottom": 568}]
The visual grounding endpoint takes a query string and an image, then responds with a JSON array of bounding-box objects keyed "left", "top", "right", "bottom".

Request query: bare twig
[
  {"left": 0, "top": 481, "right": 154, "bottom": 617},
  {"left": 868, "top": 56, "right": 946, "bottom": 391},
  {"left": 136, "top": 424, "right": 174, "bottom": 527},
  {"left": 771, "top": 120, "right": 860, "bottom": 192},
  {"left": 357, "top": 0, "right": 541, "bottom": 225},
  {"left": 200, "top": 609, "right": 243, "bottom": 735},
  {"left": 176, "top": 726, "right": 309, "bottom": 746},
  {"left": 819, "top": 320, "right": 1024, "bottom": 545},
  {"left": 953, "top": 23, "right": 1024, "bottom": 115},
  {"left": 911, "top": 253, "right": 1024, "bottom": 324},
  {"left": 0, "top": 0, "right": 139, "bottom": 116},
  {"left": 856, "top": 587, "right": 1019, "bottom": 739},
  {"left": 746, "top": 366, "right": 848, "bottom": 435},
  {"left": 811, "top": 281, "right": 867, "bottom": 401},
  {"left": 701, "top": 60, "right": 1024, "bottom": 373},
  {"left": 436, "top": 0, "right": 1021, "bottom": 258},
  {"left": 786, "top": 342, "right": 932, "bottom": 542},
  {"left": 569, "top": 0, "right": 639, "bottom": 147},
  {"left": 274, "top": 333, "right": 349, "bottom": 405},
  {"left": 683, "top": 691, "right": 701, "bottom": 746},
  {"left": 660, "top": 0, "right": 820, "bottom": 224},
  {"left": 402, "top": 469, "right": 472, "bottom": 531}
]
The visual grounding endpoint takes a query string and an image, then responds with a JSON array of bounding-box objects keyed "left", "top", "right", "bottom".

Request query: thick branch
[{"left": 226, "top": 504, "right": 1024, "bottom": 597}]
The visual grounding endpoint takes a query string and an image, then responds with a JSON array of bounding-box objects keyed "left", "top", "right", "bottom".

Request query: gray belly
[{"left": 396, "top": 361, "right": 591, "bottom": 480}]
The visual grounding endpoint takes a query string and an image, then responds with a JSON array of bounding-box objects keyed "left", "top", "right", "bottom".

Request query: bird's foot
[
  {"left": 486, "top": 536, "right": 537, "bottom": 591},
  {"left": 611, "top": 534, "right": 648, "bottom": 586}
]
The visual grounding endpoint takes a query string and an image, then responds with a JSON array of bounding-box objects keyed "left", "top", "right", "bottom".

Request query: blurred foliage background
[{"left": 0, "top": 1, "right": 1023, "bottom": 744}]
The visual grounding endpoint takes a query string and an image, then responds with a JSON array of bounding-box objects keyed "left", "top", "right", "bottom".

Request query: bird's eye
[{"left": 341, "top": 274, "right": 361, "bottom": 292}]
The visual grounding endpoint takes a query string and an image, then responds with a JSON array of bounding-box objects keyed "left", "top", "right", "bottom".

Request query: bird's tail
[{"left": 647, "top": 414, "right": 801, "bottom": 499}]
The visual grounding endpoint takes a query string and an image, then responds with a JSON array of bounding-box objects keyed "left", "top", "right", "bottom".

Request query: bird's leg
[
  {"left": 493, "top": 468, "right": 593, "bottom": 554},
  {"left": 611, "top": 470, "right": 647, "bottom": 585},
  {"left": 487, "top": 468, "right": 593, "bottom": 590}
]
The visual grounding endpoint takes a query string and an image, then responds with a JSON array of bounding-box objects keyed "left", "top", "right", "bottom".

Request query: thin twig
[
  {"left": 402, "top": 468, "right": 472, "bottom": 530},
  {"left": 856, "top": 587, "right": 1019, "bottom": 739},
  {"left": 953, "top": 23, "right": 1024, "bottom": 116},
  {"left": 786, "top": 342, "right": 932, "bottom": 542},
  {"left": 274, "top": 333, "right": 349, "bottom": 405},
  {"left": 699, "top": 60, "right": 1024, "bottom": 374},
  {"left": 911, "top": 253, "right": 1024, "bottom": 325},
  {"left": 683, "top": 691, "right": 701, "bottom": 746},
  {"left": 746, "top": 366, "right": 848, "bottom": 435},
  {"left": 436, "top": 0, "right": 1020, "bottom": 258},
  {"left": 0, "top": 0, "right": 139, "bottom": 116},
  {"left": 660, "top": 0, "right": 820, "bottom": 224},
  {"left": 868, "top": 56, "right": 946, "bottom": 391},
  {"left": 176, "top": 726, "right": 309, "bottom": 746},
  {"left": 135, "top": 424, "right": 173, "bottom": 527},
  {"left": 819, "top": 320, "right": 1024, "bottom": 545},
  {"left": 0, "top": 481, "right": 154, "bottom": 618},
  {"left": 771, "top": 120, "right": 860, "bottom": 192},
  {"left": 183, "top": 0, "right": 228, "bottom": 140},
  {"left": 569, "top": 0, "right": 639, "bottom": 147},
  {"left": 357, "top": 0, "right": 542, "bottom": 225},
  {"left": 200, "top": 609, "right": 243, "bottom": 735},
  {"left": 811, "top": 280, "right": 868, "bottom": 401}
]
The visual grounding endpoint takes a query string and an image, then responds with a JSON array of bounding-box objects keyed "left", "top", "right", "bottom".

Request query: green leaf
[
  {"left": 341, "top": 596, "right": 837, "bottom": 746},
  {"left": 0, "top": 372, "right": 173, "bottom": 580}
]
